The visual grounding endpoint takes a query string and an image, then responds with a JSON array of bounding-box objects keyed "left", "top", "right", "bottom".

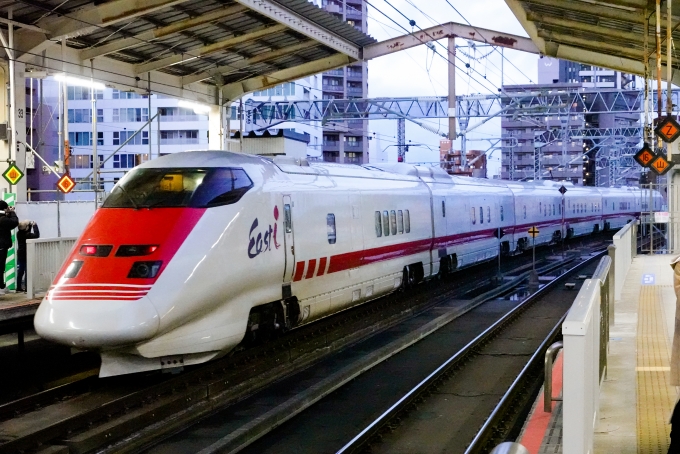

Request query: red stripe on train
[{"left": 293, "top": 261, "right": 306, "bottom": 282}]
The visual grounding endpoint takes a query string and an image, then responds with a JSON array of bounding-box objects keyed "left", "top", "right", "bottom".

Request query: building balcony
[
  {"left": 323, "top": 141, "right": 340, "bottom": 152},
  {"left": 346, "top": 85, "right": 363, "bottom": 95},
  {"left": 344, "top": 141, "right": 363, "bottom": 150},
  {"left": 324, "top": 69, "right": 344, "bottom": 77},
  {"left": 346, "top": 9, "right": 362, "bottom": 20},
  {"left": 160, "top": 114, "right": 204, "bottom": 122},
  {"left": 345, "top": 156, "right": 363, "bottom": 165},
  {"left": 346, "top": 71, "right": 362, "bottom": 82},
  {"left": 323, "top": 83, "right": 344, "bottom": 94}
]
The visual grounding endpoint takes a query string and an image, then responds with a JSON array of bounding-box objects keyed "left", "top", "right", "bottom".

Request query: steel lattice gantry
[{"left": 242, "top": 88, "right": 680, "bottom": 184}]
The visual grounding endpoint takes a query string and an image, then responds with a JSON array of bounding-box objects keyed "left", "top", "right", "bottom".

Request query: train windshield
[{"left": 103, "top": 167, "right": 253, "bottom": 209}]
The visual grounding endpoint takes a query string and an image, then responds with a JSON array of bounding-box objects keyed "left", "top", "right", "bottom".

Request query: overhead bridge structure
[{"left": 0, "top": 0, "right": 678, "bottom": 197}]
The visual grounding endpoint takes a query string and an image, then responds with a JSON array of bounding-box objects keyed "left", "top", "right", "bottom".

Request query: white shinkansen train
[{"left": 33, "top": 151, "right": 663, "bottom": 376}]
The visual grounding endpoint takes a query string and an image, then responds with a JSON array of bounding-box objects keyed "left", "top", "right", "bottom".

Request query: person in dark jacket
[
  {"left": 16, "top": 219, "right": 39, "bottom": 293},
  {"left": 0, "top": 201, "right": 18, "bottom": 291}
]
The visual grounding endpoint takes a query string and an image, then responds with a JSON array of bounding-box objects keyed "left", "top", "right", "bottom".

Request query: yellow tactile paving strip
[{"left": 637, "top": 285, "right": 676, "bottom": 454}]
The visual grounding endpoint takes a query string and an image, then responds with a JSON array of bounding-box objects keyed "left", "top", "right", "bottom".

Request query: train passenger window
[
  {"left": 471, "top": 207, "right": 476, "bottom": 224},
  {"left": 539, "top": 202, "right": 542, "bottom": 215},
  {"left": 480, "top": 207, "right": 484, "bottom": 224},
  {"left": 374, "top": 211, "right": 382, "bottom": 237},
  {"left": 382, "top": 211, "right": 390, "bottom": 236},
  {"left": 442, "top": 201, "right": 446, "bottom": 217},
  {"left": 390, "top": 210, "right": 397, "bottom": 235},
  {"left": 284, "top": 204, "right": 292, "bottom": 233},
  {"left": 397, "top": 210, "right": 404, "bottom": 233},
  {"left": 553, "top": 204, "right": 555, "bottom": 216},
  {"left": 487, "top": 206, "right": 491, "bottom": 223},
  {"left": 404, "top": 210, "right": 411, "bottom": 233},
  {"left": 327, "top": 214, "right": 336, "bottom": 244},
  {"left": 612, "top": 202, "right": 615, "bottom": 210},
  {"left": 500, "top": 206, "right": 504, "bottom": 222},
  {"left": 523, "top": 206, "right": 526, "bottom": 219}
]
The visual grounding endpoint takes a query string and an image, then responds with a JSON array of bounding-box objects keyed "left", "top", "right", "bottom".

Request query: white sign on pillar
[{"left": 14, "top": 61, "right": 27, "bottom": 202}]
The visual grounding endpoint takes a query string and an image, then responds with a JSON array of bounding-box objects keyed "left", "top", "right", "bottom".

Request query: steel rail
[{"left": 337, "top": 251, "right": 604, "bottom": 454}]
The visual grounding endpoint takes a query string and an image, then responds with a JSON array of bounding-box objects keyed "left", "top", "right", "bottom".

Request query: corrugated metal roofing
[{"left": 4, "top": 0, "right": 375, "bottom": 88}]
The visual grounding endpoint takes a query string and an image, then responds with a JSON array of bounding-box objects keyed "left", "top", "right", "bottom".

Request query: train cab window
[
  {"left": 374, "top": 211, "right": 382, "bottom": 237},
  {"left": 382, "top": 211, "right": 390, "bottom": 236},
  {"left": 523, "top": 205, "right": 526, "bottom": 219},
  {"left": 480, "top": 207, "right": 484, "bottom": 224},
  {"left": 284, "top": 204, "right": 292, "bottom": 233},
  {"left": 442, "top": 201, "right": 446, "bottom": 217},
  {"left": 500, "top": 206, "right": 504, "bottom": 222},
  {"left": 397, "top": 210, "right": 404, "bottom": 233},
  {"left": 390, "top": 210, "right": 397, "bottom": 235},
  {"left": 327, "top": 214, "right": 336, "bottom": 244},
  {"left": 487, "top": 206, "right": 491, "bottom": 223},
  {"left": 104, "top": 167, "right": 253, "bottom": 208},
  {"left": 471, "top": 207, "right": 476, "bottom": 224},
  {"left": 404, "top": 210, "right": 411, "bottom": 233}
]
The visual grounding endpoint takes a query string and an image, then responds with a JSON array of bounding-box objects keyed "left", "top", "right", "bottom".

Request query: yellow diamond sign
[{"left": 2, "top": 164, "right": 23, "bottom": 185}]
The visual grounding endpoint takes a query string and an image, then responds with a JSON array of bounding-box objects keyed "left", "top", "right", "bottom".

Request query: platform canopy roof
[
  {"left": 505, "top": 0, "right": 680, "bottom": 85},
  {"left": 0, "top": 0, "right": 375, "bottom": 103}
]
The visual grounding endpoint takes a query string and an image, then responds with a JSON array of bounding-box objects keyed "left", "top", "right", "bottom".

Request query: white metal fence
[
  {"left": 26, "top": 237, "right": 77, "bottom": 299},
  {"left": 612, "top": 220, "right": 636, "bottom": 300},
  {"left": 16, "top": 201, "right": 95, "bottom": 238},
  {"left": 561, "top": 230, "right": 629, "bottom": 454}
]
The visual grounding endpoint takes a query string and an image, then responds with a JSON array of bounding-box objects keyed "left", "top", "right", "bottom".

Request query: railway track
[
  {"left": 0, "top": 237, "right": 608, "bottom": 453},
  {"left": 139, "top": 247, "right": 603, "bottom": 453}
]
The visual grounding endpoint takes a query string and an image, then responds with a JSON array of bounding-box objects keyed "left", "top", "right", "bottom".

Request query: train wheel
[
  {"left": 438, "top": 256, "right": 450, "bottom": 279},
  {"left": 402, "top": 266, "right": 415, "bottom": 291}
]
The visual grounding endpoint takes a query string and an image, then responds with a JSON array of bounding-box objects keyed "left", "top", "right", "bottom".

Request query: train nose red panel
[{"left": 54, "top": 207, "right": 206, "bottom": 287}]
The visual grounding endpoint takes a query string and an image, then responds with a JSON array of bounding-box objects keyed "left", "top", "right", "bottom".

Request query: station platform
[
  {"left": 518, "top": 254, "right": 678, "bottom": 453},
  {"left": 0, "top": 291, "right": 42, "bottom": 322}
]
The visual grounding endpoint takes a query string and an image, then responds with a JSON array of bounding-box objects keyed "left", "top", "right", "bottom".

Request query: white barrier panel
[
  {"left": 26, "top": 237, "right": 77, "bottom": 299},
  {"left": 15, "top": 201, "right": 95, "bottom": 238},
  {"left": 612, "top": 221, "right": 634, "bottom": 300},
  {"left": 562, "top": 279, "right": 602, "bottom": 454}
]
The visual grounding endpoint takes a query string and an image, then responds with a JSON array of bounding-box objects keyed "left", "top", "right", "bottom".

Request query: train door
[
  {"left": 350, "top": 193, "right": 364, "bottom": 252},
  {"left": 282, "top": 195, "right": 296, "bottom": 284}
]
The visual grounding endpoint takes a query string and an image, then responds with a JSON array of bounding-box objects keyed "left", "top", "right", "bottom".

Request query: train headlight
[
  {"left": 116, "top": 245, "right": 159, "bottom": 257},
  {"left": 79, "top": 245, "right": 113, "bottom": 257},
  {"left": 128, "top": 261, "right": 163, "bottom": 279},
  {"left": 64, "top": 260, "right": 84, "bottom": 278}
]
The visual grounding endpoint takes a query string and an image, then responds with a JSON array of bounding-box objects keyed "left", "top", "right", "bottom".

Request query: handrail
[
  {"left": 544, "top": 341, "right": 564, "bottom": 412},
  {"left": 592, "top": 255, "right": 612, "bottom": 282}
]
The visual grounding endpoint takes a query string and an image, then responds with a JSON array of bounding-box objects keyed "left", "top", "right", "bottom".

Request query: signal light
[
  {"left": 79, "top": 245, "right": 113, "bottom": 257},
  {"left": 116, "top": 245, "right": 159, "bottom": 257},
  {"left": 128, "top": 261, "right": 162, "bottom": 279}
]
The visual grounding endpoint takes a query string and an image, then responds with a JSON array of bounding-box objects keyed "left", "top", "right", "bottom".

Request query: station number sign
[
  {"left": 57, "top": 174, "right": 76, "bottom": 194},
  {"left": 634, "top": 144, "right": 655, "bottom": 167},
  {"left": 649, "top": 154, "right": 674, "bottom": 176},
  {"left": 2, "top": 164, "right": 23, "bottom": 185},
  {"left": 655, "top": 116, "right": 680, "bottom": 142}
]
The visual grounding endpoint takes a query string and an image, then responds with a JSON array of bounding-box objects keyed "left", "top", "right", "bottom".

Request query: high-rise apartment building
[
  {"left": 320, "top": 0, "right": 369, "bottom": 164},
  {"left": 501, "top": 57, "right": 639, "bottom": 186}
]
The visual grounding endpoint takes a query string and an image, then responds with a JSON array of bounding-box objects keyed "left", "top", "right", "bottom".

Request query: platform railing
[
  {"left": 611, "top": 220, "right": 636, "bottom": 300},
  {"left": 561, "top": 254, "right": 612, "bottom": 454},
  {"left": 26, "top": 237, "right": 77, "bottom": 299}
]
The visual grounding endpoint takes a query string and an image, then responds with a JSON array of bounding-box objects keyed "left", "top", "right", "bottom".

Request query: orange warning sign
[
  {"left": 57, "top": 174, "right": 76, "bottom": 193},
  {"left": 655, "top": 116, "right": 680, "bottom": 142},
  {"left": 634, "top": 144, "right": 655, "bottom": 167},
  {"left": 649, "top": 155, "right": 674, "bottom": 175},
  {"left": 2, "top": 164, "right": 23, "bottom": 185}
]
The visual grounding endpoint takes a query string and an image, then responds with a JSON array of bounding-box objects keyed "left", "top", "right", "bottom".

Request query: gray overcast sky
[{"left": 364, "top": 0, "right": 539, "bottom": 174}]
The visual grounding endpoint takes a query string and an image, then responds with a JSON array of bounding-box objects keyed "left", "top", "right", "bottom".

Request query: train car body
[{"left": 33, "top": 151, "right": 658, "bottom": 376}]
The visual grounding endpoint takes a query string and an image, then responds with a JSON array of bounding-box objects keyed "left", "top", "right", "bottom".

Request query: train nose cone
[{"left": 34, "top": 296, "right": 160, "bottom": 349}]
